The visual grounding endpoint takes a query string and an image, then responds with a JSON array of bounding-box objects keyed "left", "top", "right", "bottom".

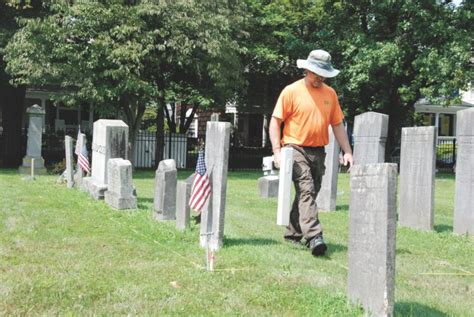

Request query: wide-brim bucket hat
[{"left": 296, "top": 49, "right": 340, "bottom": 78}]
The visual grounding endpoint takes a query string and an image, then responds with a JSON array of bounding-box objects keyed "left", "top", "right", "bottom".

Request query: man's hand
[
  {"left": 341, "top": 152, "right": 354, "bottom": 169},
  {"left": 273, "top": 149, "right": 281, "bottom": 169}
]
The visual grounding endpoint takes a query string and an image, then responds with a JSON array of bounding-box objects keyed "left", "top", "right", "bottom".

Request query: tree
[
  {"left": 240, "top": 0, "right": 472, "bottom": 154},
  {"left": 5, "top": 0, "right": 246, "bottom": 165},
  {"left": 0, "top": 0, "right": 46, "bottom": 167}
]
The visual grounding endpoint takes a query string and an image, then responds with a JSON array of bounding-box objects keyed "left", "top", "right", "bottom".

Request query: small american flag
[
  {"left": 78, "top": 141, "right": 90, "bottom": 174},
  {"left": 75, "top": 129, "right": 90, "bottom": 174},
  {"left": 189, "top": 150, "right": 211, "bottom": 213}
]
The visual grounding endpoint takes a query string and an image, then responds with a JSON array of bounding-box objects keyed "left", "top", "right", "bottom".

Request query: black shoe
[
  {"left": 308, "top": 235, "right": 327, "bottom": 256},
  {"left": 284, "top": 237, "right": 304, "bottom": 248}
]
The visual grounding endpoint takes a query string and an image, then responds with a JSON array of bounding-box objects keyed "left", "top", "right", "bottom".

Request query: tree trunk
[
  {"left": 154, "top": 97, "right": 165, "bottom": 169},
  {"left": 183, "top": 103, "right": 199, "bottom": 132},
  {"left": 0, "top": 83, "right": 25, "bottom": 167}
]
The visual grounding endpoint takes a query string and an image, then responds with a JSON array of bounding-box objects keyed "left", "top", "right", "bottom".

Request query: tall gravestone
[
  {"left": 176, "top": 174, "right": 195, "bottom": 230},
  {"left": 83, "top": 120, "right": 128, "bottom": 199},
  {"left": 65, "top": 136, "right": 75, "bottom": 188},
  {"left": 454, "top": 108, "right": 474, "bottom": 235},
  {"left": 353, "top": 112, "right": 389, "bottom": 165},
  {"left": 153, "top": 159, "right": 177, "bottom": 220},
  {"left": 276, "top": 147, "right": 294, "bottom": 226},
  {"left": 19, "top": 105, "right": 47, "bottom": 175},
  {"left": 316, "top": 127, "right": 340, "bottom": 211},
  {"left": 348, "top": 163, "right": 397, "bottom": 317},
  {"left": 399, "top": 126, "right": 436, "bottom": 231},
  {"left": 104, "top": 158, "right": 137, "bottom": 210},
  {"left": 200, "top": 122, "right": 231, "bottom": 251}
]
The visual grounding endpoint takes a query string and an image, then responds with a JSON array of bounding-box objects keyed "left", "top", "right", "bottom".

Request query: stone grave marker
[
  {"left": 176, "top": 174, "right": 195, "bottom": 230},
  {"left": 154, "top": 159, "right": 177, "bottom": 220},
  {"left": 65, "top": 135, "right": 75, "bottom": 188},
  {"left": 348, "top": 163, "right": 397, "bottom": 317},
  {"left": 104, "top": 158, "right": 137, "bottom": 210},
  {"left": 399, "top": 126, "right": 436, "bottom": 231},
  {"left": 316, "top": 127, "right": 340, "bottom": 211},
  {"left": 454, "top": 108, "right": 474, "bottom": 235},
  {"left": 258, "top": 156, "right": 279, "bottom": 198},
  {"left": 82, "top": 120, "right": 128, "bottom": 199},
  {"left": 210, "top": 113, "right": 220, "bottom": 121},
  {"left": 277, "top": 147, "right": 294, "bottom": 226},
  {"left": 200, "top": 122, "right": 231, "bottom": 251},
  {"left": 19, "top": 105, "right": 47, "bottom": 175},
  {"left": 353, "top": 112, "right": 389, "bottom": 165}
]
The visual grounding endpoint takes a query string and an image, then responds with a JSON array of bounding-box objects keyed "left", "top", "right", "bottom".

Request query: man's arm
[
  {"left": 269, "top": 116, "right": 283, "bottom": 168},
  {"left": 332, "top": 122, "right": 354, "bottom": 167}
]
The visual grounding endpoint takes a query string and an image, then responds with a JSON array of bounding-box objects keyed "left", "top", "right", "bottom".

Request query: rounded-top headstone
[
  {"left": 158, "top": 159, "right": 177, "bottom": 171},
  {"left": 26, "top": 104, "right": 46, "bottom": 115}
]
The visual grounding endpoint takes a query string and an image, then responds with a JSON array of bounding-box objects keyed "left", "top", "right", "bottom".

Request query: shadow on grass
[
  {"left": 335, "top": 204, "right": 349, "bottom": 211},
  {"left": 434, "top": 224, "right": 453, "bottom": 233},
  {"left": 224, "top": 237, "right": 279, "bottom": 247},
  {"left": 325, "top": 242, "right": 347, "bottom": 257},
  {"left": 137, "top": 197, "right": 153, "bottom": 209},
  {"left": 395, "top": 301, "right": 448, "bottom": 317}
]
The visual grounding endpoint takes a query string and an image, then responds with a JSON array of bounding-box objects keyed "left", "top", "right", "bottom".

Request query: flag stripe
[{"left": 189, "top": 150, "right": 211, "bottom": 213}]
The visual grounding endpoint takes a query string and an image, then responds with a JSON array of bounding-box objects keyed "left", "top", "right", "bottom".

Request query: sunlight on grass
[{"left": 0, "top": 169, "right": 472, "bottom": 316}]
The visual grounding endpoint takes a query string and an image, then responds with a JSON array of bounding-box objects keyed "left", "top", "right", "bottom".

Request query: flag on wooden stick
[{"left": 189, "top": 150, "right": 211, "bottom": 213}]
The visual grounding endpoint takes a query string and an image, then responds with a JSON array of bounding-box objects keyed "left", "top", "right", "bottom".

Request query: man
[{"left": 269, "top": 49, "right": 353, "bottom": 256}]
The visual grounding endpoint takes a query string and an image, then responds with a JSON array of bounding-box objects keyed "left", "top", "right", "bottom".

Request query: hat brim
[{"left": 297, "top": 59, "right": 340, "bottom": 78}]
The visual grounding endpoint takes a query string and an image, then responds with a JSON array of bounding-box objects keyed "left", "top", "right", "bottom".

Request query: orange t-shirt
[{"left": 272, "top": 79, "right": 344, "bottom": 147}]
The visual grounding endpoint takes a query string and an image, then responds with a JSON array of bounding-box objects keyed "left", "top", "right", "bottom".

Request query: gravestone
[
  {"left": 153, "top": 159, "right": 177, "bottom": 220},
  {"left": 454, "top": 108, "right": 474, "bottom": 235},
  {"left": 210, "top": 113, "right": 220, "bottom": 121},
  {"left": 104, "top": 158, "right": 137, "bottom": 210},
  {"left": 258, "top": 156, "right": 279, "bottom": 198},
  {"left": 65, "top": 136, "right": 75, "bottom": 188},
  {"left": 399, "top": 126, "right": 436, "bottom": 231},
  {"left": 258, "top": 175, "right": 279, "bottom": 198},
  {"left": 353, "top": 112, "right": 389, "bottom": 165},
  {"left": 176, "top": 174, "right": 195, "bottom": 230},
  {"left": 316, "top": 127, "right": 340, "bottom": 211},
  {"left": 348, "top": 163, "right": 397, "bottom": 317},
  {"left": 74, "top": 133, "right": 87, "bottom": 191},
  {"left": 19, "top": 105, "right": 47, "bottom": 175},
  {"left": 82, "top": 120, "right": 129, "bottom": 199},
  {"left": 277, "top": 147, "right": 294, "bottom": 226},
  {"left": 200, "top": 122, "right": 231, "bottom": 251}
]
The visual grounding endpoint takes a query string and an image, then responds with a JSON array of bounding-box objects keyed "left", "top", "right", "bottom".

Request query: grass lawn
[{"left": 0, "top": 168, "right": 473, "bottom": 316}]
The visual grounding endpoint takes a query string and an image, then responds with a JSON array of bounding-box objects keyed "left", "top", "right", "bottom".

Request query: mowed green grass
[{"left": 0, "top": 169, "right": 472, "bottom": 316}]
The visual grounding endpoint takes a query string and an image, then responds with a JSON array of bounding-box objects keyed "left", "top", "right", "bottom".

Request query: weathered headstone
[
  {"left": 454, "top": 108, "right": 474, "bottom": 235},
  {"left": 19, "top": 105, "right": 47, "bottom": 175},
  {"left": 258, "top": 156, "right": 279, "bottom": 198},
  {"left": 153, "top": 159, "right": 177, "bottom": 220},
  {"left": 316, "top": 127, "right": 340, "bottom": 211},
  {"left": 399, "top": 126, "right": 436, "bottom": 231},
  {"left": 258, "top": 175, "right": 279, "bottom": 198},
  {"left": 200, "top": 122, "right": 231, "bottom": 251},
  {"left": 104, "top": 158, "right": 137, "bottom": 210},
  {"left": 353, "top": 112, "right": 389, "bottom": 165},
  {"left": 348, "top": 163, "right": 397, "bottom": 317},
  {"left": 277, "top": 147, "right": 294, "bottom": 226},
  {"left": 176, "top": 174, "right": 195, "bottom": 230},
  {"left": 210, "top": 113, "right": 220, "bottom": 121},
  {"left": 82, "top": 120, "right": 129, "bottom": 199},
  {"left": 65, "top": 136, "right": 75, "bottom": 188}
]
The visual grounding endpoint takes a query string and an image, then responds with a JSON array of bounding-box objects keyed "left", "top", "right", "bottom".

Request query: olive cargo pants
[{"left": 284, "top": 145, "right": 326, "bottom": 242}]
